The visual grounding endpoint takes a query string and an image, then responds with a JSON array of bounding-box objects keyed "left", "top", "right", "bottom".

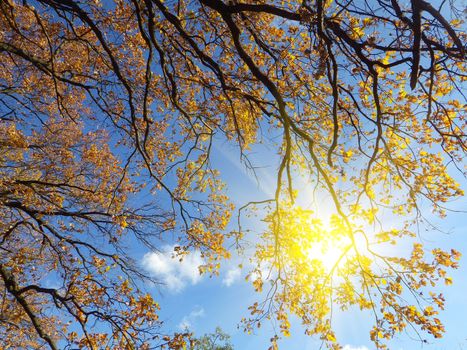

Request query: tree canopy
[
  {"left": 190, "top": 328, "right": 234, "bottom": 350},
  {"left": 0, "top": 0, "right": 465, "bottom": 349}
]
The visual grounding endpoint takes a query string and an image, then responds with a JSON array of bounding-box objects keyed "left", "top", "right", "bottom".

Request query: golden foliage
[{"left": 0, "top": 0, "right": 465, "bottom": 348}]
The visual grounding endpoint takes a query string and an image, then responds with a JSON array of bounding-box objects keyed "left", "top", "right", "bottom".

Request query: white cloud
[
  {"left": 222, "top": 267, "right": 242, "bottom": 286},
  {"left": 342, "top": 345, "right": 370, "bottom": 350},
  {"left": 178, "top": 306, "right": 205, "bottom": 330},
  {"left": 248, "top": 263, "right": 272, "bottom": 282},
  {"left": 141, "top": 246, "right": 204, "bottom": 292}
]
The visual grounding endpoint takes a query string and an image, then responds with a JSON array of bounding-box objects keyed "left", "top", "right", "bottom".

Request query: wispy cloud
[
  {"left": 178, "top": 306, "right": 205, "bottom": 330},
  {"left": 342, "top": 345, "right": 370, "bottom": 350},
  {"left": 213, "top": 143, "right": 276, "bottom": 198},
  {"left": 222, "top": 266, "right": 242, "bottom": 286},
  {"left": 141, "top": 246, "right": 204, "bottom": 292}
]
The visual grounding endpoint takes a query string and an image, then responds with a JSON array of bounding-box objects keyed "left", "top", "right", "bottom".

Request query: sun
[
  {"left": 279, "top": 206, "right": 372, "bottom": 274},
  {"left": 305, "top": 230, "right": 369, "bottom": 273},
  {"left": 306, "top": 239, "right": 350, "bottom": 271},
  {"left": 265, "top": 204, "right": 372, "bottom": 278}
]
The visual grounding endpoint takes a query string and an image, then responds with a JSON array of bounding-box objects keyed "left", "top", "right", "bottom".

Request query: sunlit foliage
[{"left": 245, "top": 204, "right": 461, "bottom": 349}]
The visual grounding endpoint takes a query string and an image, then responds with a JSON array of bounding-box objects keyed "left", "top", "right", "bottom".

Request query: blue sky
[{"left": 135, "top": 138, "right": 467, "bottom": 350}]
